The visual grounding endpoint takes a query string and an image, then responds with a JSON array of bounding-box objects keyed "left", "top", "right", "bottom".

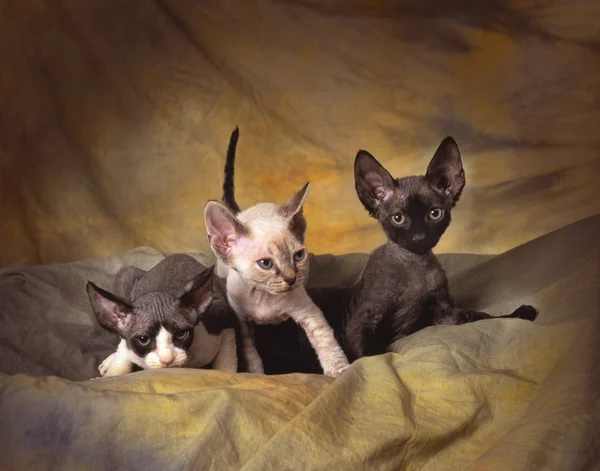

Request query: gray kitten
[{"left": 87, "top": 254, "right": 239, "bottom": 377}]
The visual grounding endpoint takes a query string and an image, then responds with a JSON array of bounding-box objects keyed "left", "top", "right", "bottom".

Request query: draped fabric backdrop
[{"left": 1, "top": 0, "right": 599, "bottom": 267}]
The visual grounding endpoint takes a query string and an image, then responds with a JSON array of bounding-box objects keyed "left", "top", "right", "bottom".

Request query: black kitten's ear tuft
[
  {"left": 354, "top": 150, "right": 396, "bottom": 217},
  {"left": 180, "top": 265, "right": 215, "bottom": 324},
  {"left": 86, "top": 281, "right": 132, "bottom": 334},
  {"left": 425, "top": 137, "right": 465, "bottom": 205}
]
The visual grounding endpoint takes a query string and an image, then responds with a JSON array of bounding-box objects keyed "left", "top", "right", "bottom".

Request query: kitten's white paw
[
  {"left": 98, "top": 353, "right": 116, "bottom": 377},
  {"left": 323, "top": 362, "right": 350, "bottom": 378},
  {"left": 322, "top": 355, "right": 350, "bottom": 379},
  {"left": 98, "top": 352, "right": 132, "bottom": 377}
]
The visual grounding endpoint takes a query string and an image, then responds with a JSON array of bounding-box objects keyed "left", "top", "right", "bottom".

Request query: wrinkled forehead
[
  {"left": 128, "top": 292, "right": 193, "bottom": 334},
  {"left": 385, "top": 176, "right": 446, "bottom": 212}
]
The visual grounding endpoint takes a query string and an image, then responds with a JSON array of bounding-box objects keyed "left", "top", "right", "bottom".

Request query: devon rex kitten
[
  {"left": 203, "top": 127, "right": 349, "bottom": 377},
  {"left": 347, "top": 136, "right": 538, "bottom": 357},
  {"left": 253, "top": 137, "right": 538, "bottom": 374},
  {"left": 87, "top": 254, "right": 239, "bottom": 377}
]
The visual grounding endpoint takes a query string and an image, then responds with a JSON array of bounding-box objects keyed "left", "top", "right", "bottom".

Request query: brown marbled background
[{"left": 1, "top": 0, "right": 599, "bottom": 267}]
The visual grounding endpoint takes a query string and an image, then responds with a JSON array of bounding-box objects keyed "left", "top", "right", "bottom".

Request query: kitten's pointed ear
[
  {"left": 425, "top": 137, "right": 465, "bottom": 204},
  {"left": 354, "top": 150, "right": 396, "bottom": 216},
  {"left": 86, "top": 282, "right": 132, "bottom": 334},
  {"left": 279, "top": 182, "right": 310, "bottom": 218},
  {"left": 204, "top": 201, "right": 248, "bottom": 256},
  {"left": 180, "top": 265, "right": 215, "bottom": 324},
  {"left": 279, "top": 183, "right": 310, "bottom": 242}
]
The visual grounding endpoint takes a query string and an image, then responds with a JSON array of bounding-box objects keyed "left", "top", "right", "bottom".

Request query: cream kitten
[{"left": 203, "top": 128, "right": 349, "bottom": 378}]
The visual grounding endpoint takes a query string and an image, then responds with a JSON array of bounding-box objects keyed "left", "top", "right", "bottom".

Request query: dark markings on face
[
  {"left": 126, "top": 321, "right": 196, "bottom": 358},
  {"left": 123, "top": 292, "right": 198, "bottom": 357},
  {"left": 268, "top": 242, "right": 298, "bottom": 280}
]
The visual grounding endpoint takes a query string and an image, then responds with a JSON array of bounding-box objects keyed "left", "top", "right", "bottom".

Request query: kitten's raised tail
[{"left": 223, "top": 126, "right": 241, "bottom": 214}]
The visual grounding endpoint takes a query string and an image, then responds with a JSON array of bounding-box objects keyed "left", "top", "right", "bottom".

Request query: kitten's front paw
[
  {"left": 98, "top": 353, "right": 116, "bottom": 377},
  {"left": 322, "top": 357, "right": 350, "bottom": 379},
  {"left": 511, "top": 305, "right": 538, "bottom": 321},
  {"left": 98, "top": 353, "right": 132, "bottom": 377}
]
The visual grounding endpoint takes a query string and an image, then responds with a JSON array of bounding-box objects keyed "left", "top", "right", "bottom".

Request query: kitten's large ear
[
  {"left": 279, "top": 182, "right": 310, "bottom": 218},
  {"left": 86, "top": 282, "right": 132, "bottom": 334},
  {"left": 425, "top": 137, "right": 465, "bottom": 205},
  {"left": 180, "top": 265, "right": 215, "bottom": 324},
  {"left": 204, "top": 201, "right": 248, "bottom": 256},
  {"left": 354, "top": 150, "right": 396, "bottom": 216},
  {"left": 279, "top": 183, "right": 310, "bottom": 241}
]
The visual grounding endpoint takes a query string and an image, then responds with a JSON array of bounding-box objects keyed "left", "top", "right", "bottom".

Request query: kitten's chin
[
  {"left": 394, "top": 237, "right": 438, "bottom": 255},
  {"left": 266, "top": 286, "right": 293, "bottom": 294},
  {"left": 145, "top": 357, "right": 187, "bottom": 369},
  {"left": 398, "top": 242, "right": 435, "bottom": 255},
  {"left": 264, "top": 282, "right": 303, "bottom": 294},
  {"left": 410, "top": 246, "right": 433, "bottom": 255}
]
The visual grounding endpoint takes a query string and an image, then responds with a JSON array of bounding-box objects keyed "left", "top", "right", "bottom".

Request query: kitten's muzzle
[{"left": 283, "top": 276, "right": 297, "bottom": 287}]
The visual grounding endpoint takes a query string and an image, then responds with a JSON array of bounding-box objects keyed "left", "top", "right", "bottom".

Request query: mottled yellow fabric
[
  {"left": 0, "top": 318, "right": 593, "bottom": 471},
  {"left": 0, "top": 216, "right": 597, "bottom": 470},
  {"left": 1, "top": 1, "right": 599, "bottom": 268}
]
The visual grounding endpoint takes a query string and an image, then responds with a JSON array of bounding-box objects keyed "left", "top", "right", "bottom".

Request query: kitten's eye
[
  {"left": 428, "top": 208, "right": 444, "bottom": 221},
  {"left": 390, "top": 214, "right": 406, "bottom": 226},
  {"left": 174, "top": 330, "right": 190, "bottom": 341},
  {"left": 257, "top": 258, "right": 273, "bottom": 269},
  {"left": 136, "top": 336, "right": 151, "bottom": 347},
  {"left": 294, "top": 250, "right": 305, "bottom": 262}
]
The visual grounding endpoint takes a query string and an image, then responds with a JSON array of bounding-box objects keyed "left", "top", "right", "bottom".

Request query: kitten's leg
[
  {"left": 291, "top": 291, "right": 349, "bottom": 378},
  {"left": 238, "top": 319, "right": 264, "bottom": 374},
  {"left": 345, "top": 307, "right": 385, "bottom": 360},
  {"left": 98, "top": 340, "right": 134, "bottom": 377},
  {"left": 98, "top": 352, "right": 116, "bottom": 377},
  {"left": 434, "top": 305, "right": 538, "bottom": 325},
  {"left": 212, "top": 328, "right": 238, "bottom": 373}
]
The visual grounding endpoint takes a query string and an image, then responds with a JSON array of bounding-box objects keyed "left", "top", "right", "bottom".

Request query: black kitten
[
  {"left": 255, "top": 137, "right": 537, "bottom": 373},
  {"left": 346, "top": 137, "right": 537, "bottom": 358}
]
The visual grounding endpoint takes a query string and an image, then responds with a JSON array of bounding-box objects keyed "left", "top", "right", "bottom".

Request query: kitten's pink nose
[
  {"left": 284, "top": 276, "right": 297, "bottom": 286},
  {"left": 412, "top": 233, "right": 426, "bottom": 242},
  {"left": 159, "top": 352, "right": 174, "bottom": 366}
]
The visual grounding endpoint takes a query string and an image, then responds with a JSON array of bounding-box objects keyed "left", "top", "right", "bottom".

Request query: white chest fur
[{"left": 226, "top": 269, "right": 294, "bottom": 324}]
